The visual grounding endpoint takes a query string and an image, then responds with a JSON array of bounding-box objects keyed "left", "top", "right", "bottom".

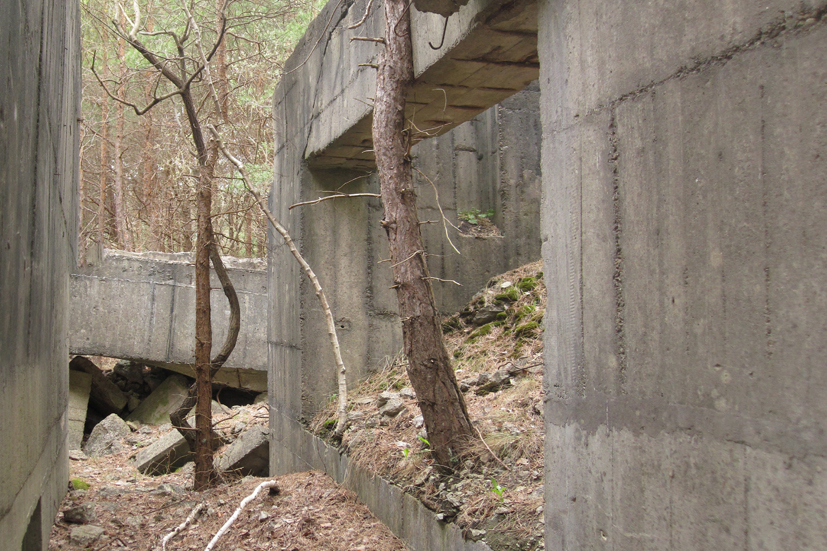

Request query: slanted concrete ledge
[{"left": 270, "top": 409, "right": 492, "bottom": 551}]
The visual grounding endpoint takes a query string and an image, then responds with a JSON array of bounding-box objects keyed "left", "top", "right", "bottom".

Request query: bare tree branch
[{"left": 209, "top": 125, "right": 350, "bottom": 438}]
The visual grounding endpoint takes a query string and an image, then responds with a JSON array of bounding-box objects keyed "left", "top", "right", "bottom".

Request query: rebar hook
[{"left": 429, "top": 15, "right": 449, "bottom": 50}]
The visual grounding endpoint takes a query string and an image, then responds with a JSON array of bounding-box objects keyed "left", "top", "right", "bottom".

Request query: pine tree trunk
[{"left": 373, "top": 0, "right": 474, "bottom": 468}]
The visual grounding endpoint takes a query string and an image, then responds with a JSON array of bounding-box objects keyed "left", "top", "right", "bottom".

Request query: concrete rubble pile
[{"left": 68, "top": 355, "right": 271, "bottom": 478}]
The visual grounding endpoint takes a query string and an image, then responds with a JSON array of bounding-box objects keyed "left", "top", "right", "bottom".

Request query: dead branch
[
  {"left": 351, "top": 36, "right": 386, "bottom": 43},
  {"left": 423, "top": 276, "right": 461, "bottom": 286},
  {"left": 161, "top": 503, "right": 204, "bottom": 551},
  {"left": 348, "top": 0, "right": 376, "bottom": 29},
  {"left": 413, "top": 166, "right": 460, "bottom": 254},
  {"left": 289, "top": 192, "right": 381, "bottom": 210},
  {"left": 209, "top": 126, "right": 350, "bottom": 438},
  {"left": 204, "top": 480, "right": 278, "bottom": 551}
]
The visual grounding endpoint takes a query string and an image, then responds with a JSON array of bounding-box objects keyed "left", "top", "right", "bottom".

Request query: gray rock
[
  {"left": 70, "top": 525, "right": 105, "bottom": 546},
  {"left": 69, "top": 449, "right": 88, "bottom": 461},
  {"left": 253, "top": 391, "right": 268, "bottom": 404},
  {"left": 215, "top": 426, "right": 269, "bottom": 476},
  {"left": 400, "top": 387, "right": 416, "bottom": 399},
  {"left": 413, "top": 415, "right": 425, "bottom": 428},
  {"left": 379, "top": 398, "right": 406, "bottom": 417},
  {"left": 114, "top": 360, "right": 145, "bottom": 384},
  {"left": 376, "top": 391, "right": 400, "bottom": 407},
  {"left": 63, "top": 503, "right": 95, "bottom": 524},
  {"left": 84, "top": 414, "right": 131, "bottom": 457},
  {"left": 471, "top": 304, "right": 505, "bottom": 326},
  {"left": 127, "top": 374, "right": 190, "bottom": 425},
  {"left": 133, "top": 430, "right": 191, "bottom": 475}
]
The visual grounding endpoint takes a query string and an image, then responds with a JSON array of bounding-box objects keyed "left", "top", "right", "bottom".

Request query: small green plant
[
  {"left": 418, "top": 436, "right": 431, "bottom": 449},
  {"left": 70, "top": 478, "right": 90, "bottom": 490},
  {"left": 494, "top": 288, "right": 520, "bottom": 302},
  {"left": 459, "top": 208, "right": 495, "bottom": 225},
  {"left": 489, "top": 478, "right": 505, "bottom": 501},
  {"left": 402, "top": 448, "right": 410, "bottom": 459}
]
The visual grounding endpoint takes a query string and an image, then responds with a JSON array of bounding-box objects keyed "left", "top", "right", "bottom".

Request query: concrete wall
[
  {"left": 540, "top": 1, "right": 827, "bottom": 549},
  {"left": 0, "top": 0, "right": 80, "bottom": 549},
  {"left": 70, "top": 250, "right": 268, "bottom": 391},
  {"left": 291, "top": 87, "right": 541, "bottom": 420}
]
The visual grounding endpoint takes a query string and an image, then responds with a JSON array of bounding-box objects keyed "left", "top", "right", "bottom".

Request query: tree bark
[
  {"left": 113, "top": 10, "right": 131, "bottom": 250},
  {"left": 98, "top": 99, "right": 109, "bottom": 248},
  {"left": 373, "top": 0, "right": 474, "bottom": 467}
]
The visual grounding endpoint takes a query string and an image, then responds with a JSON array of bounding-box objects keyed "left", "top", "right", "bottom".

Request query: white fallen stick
[
  {"left": 204, "top": 480, "right": 278, "bottom": 551},
  {"left": 161, "top": 503, "right": 204, "bottom": 551}
]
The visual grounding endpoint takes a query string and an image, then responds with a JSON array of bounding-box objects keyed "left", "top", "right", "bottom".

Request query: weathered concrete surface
[
  {"left": 133, "top": 430, "right": 191, "bottom": 475},
  {"left": 68, "top": 371, "right": 92, "bottom": 451},
  {"left": 275, "top": 90, "right": 542, "bottom": 421},
  {"left": 127, "top": 374, "right": 190, "bottom": 426},
  {"left": 540, "top": 2, "right": 827, "bottom": 549},
  {"left": 278, "top": 0, "right": 538, "bottom": 170},
  {"left": 0, "top": 0, "right": 80, "bottom": 548},
  {"left": 70, "top": 249, "right": 268, "bottom": 391},
  {"left": 215, "top": 426, "right": 269, "bottom": 476},
  {"left": 70, "top": 356, "right": 128, "bottom": 415}
]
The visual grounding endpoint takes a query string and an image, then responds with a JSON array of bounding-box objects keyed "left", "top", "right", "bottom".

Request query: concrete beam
[
  {"left": 69, "top": 250, "right": 268, "bottom": 391},
  {"left": 276, "top": 0, "right": 538, "bottom": 171}
]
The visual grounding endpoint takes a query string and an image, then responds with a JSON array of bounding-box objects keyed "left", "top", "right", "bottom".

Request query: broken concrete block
[
  {"left": 70, "top": 356, "right": 128, "bottom": 415},
  {"left": 133, "top": 430, "right": 192, "bottom": 475},
  {"left": 215, "top": 426, "right": 269, "bottom": 477},
  {"left": 68, "top": 370, "right": 92, "bottom": 450},
  {"left": 127, "top": 374, "right": 190, "bottom": 425},
  {"left": 84, "top": 414, "right": 131, "bottom": 457}
]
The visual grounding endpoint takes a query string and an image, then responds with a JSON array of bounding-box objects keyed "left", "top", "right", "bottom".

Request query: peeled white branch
[
  {"left": 204, "top": 480, "right": 277, "bottom": 551},
  {"left": 209, "top": 126, "right": 349, "bottom": 438},
  {"left": 161, "top": 503, "right": 204, "bottom": 551}
]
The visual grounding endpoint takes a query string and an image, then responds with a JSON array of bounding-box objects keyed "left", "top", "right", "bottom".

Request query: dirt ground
[{"left": 50, "top": 447, "right": 407, "bottom": 550}]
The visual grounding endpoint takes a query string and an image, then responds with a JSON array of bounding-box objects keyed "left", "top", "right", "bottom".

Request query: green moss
[
  {"left": 453, "top": 348, "right": 463, "bottom": 359},
  {"left": 469, "top": 323, "right": 494, "bottom": 339},
  {"left": 70, "top": 478, "right": 90, "bottom": 490},
  {"left": 516, "top": 277, "right": 538, "bottom": 292},
  {"left": 514, "top": 321, "right": 540, "bottom": 338},
  {"left": 496, "top": 312, "right": 508, "bottom": 321},
  {"left": 494, "top": 288, "right": 520, "bottom": 303},
  {"left": 536, "top": 271, "right": 543, "bottom": 279}
]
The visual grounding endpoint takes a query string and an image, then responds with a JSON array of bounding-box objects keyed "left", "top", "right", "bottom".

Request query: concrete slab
[
  {"left": 70, "top": 356, "right": 128, "bottom": 415},
  {"left": 127, "top": 374, "right": 190, "bottom": 426},
  {"left": 215, "top": 426, "right": 269, "bottom": 477},
  {"left": 133, "top": 430, "right": 191, "bottom": 476},
  {"left": 68, "top": 371, "right": 92, "bottom": 451}
]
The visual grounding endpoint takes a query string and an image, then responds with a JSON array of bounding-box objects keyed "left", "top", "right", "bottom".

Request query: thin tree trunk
[
  {"left": 373, "top": 0, "right": 474, "bottom": 467},
  {"left": 113, "top": 10, "right": 131, "bottom": 250},
  {"left": 98, "top": 100, "right": 110, "bottom": 248}
]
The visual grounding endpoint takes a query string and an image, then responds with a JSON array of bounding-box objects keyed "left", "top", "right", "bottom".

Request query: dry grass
[{"left": 312, "top": 260, "right": 546, "bottom": 550}]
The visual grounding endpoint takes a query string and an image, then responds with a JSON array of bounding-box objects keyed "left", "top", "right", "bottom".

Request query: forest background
[{"left": 79, "top": 0, "right": 322, "bottom": 262}]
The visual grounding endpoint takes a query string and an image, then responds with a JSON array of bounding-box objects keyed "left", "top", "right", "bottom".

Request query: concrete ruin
[
  {"left": 268, "top": 0, "right": 827, "bottom": 549},
  {"left": 69, "top": 250, "right": 269, "bottom": 391},
  {"left": 1, "top": 0, "right": 826, "bottom": 549},
  {"left": 0, "top": 1, "right": 80, "bottom": 549}
]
